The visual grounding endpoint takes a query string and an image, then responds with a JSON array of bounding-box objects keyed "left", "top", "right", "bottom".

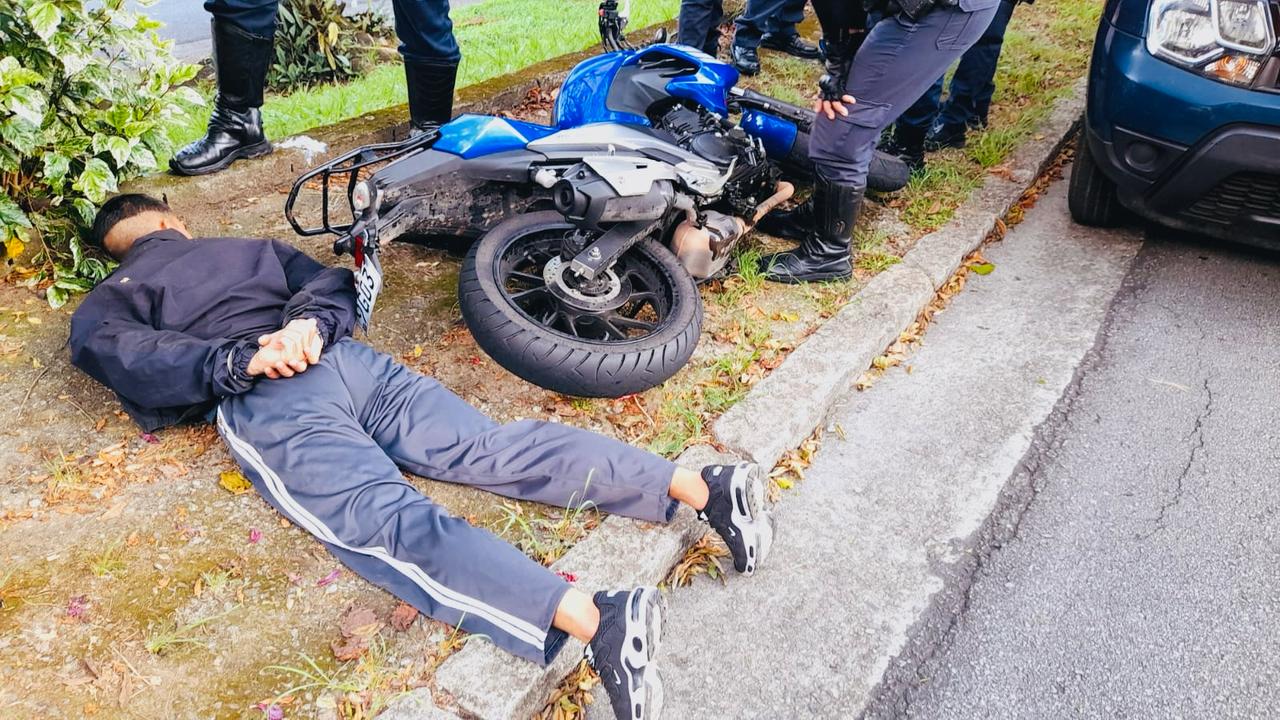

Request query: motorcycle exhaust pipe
[
  {"left": 552, "top": 166, "right": 677, "bottom": 229},
  {"left": 671, "top": 181, "right": 794, "bottom": 279}
]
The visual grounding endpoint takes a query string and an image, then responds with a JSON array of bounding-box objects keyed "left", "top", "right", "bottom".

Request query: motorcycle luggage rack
[{"left": 284, "top": 129, "right": 440, "bottom": 237}]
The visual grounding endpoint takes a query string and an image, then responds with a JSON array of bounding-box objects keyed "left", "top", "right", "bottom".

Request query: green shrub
[
  {"left": 268, "top": 0, "right": 391, "bottom": 90},
  {"left": 0, "top": 0, "right": 203, "bottom": 306}
]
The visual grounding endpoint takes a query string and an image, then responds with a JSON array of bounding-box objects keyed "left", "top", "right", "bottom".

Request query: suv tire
[{"left": 1068, "top": 135, "right": 1124, "bottom": 227}]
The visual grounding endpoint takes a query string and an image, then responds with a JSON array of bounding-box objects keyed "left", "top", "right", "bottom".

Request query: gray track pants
[
  {"left": 216, "top": 339, "right": 678, "bottom": 665},
  {"left": 810, "top": 1, "right": 999, "bottom": 188}
]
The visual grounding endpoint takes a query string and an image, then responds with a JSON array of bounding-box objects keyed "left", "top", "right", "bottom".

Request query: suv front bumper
[
  {"left": 1086, "top": 23, "right": 1280, "bottom": 246},
  {"left": 1085, "top": 122, "right": 1280, "bottom": 246}
]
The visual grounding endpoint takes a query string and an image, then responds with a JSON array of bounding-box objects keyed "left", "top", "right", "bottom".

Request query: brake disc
[{"left": 542, "top": 256, "right": 629, "bottom": 313}]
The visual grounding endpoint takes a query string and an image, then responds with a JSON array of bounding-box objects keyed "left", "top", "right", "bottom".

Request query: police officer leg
[
  {"left": 678, "top": 0, "right": 726, "bottom": 56},
  {"left": 934, "top": 0, "right": 1017, "bottom": 140},
  {"left": 760, "top": 0, "right": 822, "bottom": 59},
  {"left": 883, "top": 75, "right": 946, "bottom": 169},
  {"left": 763, "top": 2, "right": 1000, "bottom": 283},
  {"left": 169, "top": 0, "right": 277, "bottom": 176},
  {"left": 393, "top": 0, "right": 462, "bottom": 135}
]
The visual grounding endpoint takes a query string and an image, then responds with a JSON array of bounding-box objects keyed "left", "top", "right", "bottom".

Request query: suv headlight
[{"left": 1147, "top": 0, "right": 1276, "bottom": 85}]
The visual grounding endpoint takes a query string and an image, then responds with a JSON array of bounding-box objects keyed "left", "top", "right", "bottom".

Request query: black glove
[{"left": 817, "top": 33, "right": 862, "bottom": 101}]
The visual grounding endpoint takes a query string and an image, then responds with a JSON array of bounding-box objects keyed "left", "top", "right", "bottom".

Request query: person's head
[{"left": 88, "top": 194, "right": 190, "bottom": 259}]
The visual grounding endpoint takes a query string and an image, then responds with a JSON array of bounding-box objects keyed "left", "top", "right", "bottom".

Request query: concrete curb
[{"left": 382, "top": 80, "right": 1087, "bottom": 719}]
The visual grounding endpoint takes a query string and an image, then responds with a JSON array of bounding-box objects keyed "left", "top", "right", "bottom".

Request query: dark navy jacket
[{"left": 68, "top": 230, "right": 357, "bottom": 431}]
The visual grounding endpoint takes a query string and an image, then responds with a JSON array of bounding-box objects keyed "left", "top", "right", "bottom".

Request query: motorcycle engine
[
  {"left": 653, "top": 104, "right": 778, "bottom": 217},
  {"left": 654, "top": 105, "right": 742, "bottom": 169}
]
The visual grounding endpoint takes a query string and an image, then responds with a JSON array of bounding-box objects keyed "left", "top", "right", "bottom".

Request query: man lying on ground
[{"left": 67, "top": 194, "right": 778, "bottom": 719}]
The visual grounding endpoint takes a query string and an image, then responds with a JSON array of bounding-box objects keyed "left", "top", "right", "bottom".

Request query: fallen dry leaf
[
  {"left": 389, "top": 601, "right": 419, "bottom": 631},
  {"left": 218, "top": 470, "right": 252, "bottom": 495}
]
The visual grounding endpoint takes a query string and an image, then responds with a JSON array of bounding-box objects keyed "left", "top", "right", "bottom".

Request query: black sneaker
[
  {"left": 731, "top": 44, "right": 761, "bottom": 76},
  {"left": 699, "top": 463, "right": 775, "bottom": 576},
  {"left": 925, "top": 121, "right": 968, "bottom": 151},
  {"left": 587, "top": 587, "right": 665, "bottom": 720}
]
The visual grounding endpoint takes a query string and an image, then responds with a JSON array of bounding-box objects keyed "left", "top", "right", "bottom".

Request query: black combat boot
[
  {"left": 169, "top": 20, "right": 273, "bottom": 176},
  {"left": 404, "top": 60, "right": 459, "bottom": 136},
  {"left": 731, "top": 44, "right": 761, "bottom": 75},
  {"left": 755, "top": 197, "right": 813, "bottom": 244},
  {"left": 761, "top": 32, "right": 821, "bottom": 59},
  {"left": 759, "top": 174, "right": 861, "bottom": 284}
]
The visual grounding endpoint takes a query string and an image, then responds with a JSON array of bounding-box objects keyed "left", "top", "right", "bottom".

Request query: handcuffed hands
[
  {"left": 814, "top": 37, "right": 857, "bottom": 120},
  {"left": 248, "top": 318, "right": 324, "bottom": 379}
]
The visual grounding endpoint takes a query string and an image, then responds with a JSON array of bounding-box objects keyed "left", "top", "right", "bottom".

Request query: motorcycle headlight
[{"left": 1147, "top": 0, "right": 1276, "bottom": 85}]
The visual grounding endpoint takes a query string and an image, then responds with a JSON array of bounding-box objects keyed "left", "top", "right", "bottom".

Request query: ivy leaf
[
  {"left": 42, "top": 152, "right": 71, "bottom": 187},
  {"left": 129, "top": 145, "right": 157, "bottom": 171},
  {"left": 0, "top": 194, "right": 32, "bottom": 230},
  {"left": 7, "top": 86, "right": 47, "bottom": 125},
  {"left": 104, "top": 135, "right": 134, "bottom": 167},
  {"left": 27, "top": 2, "right": 64, "bottom": 41},
  {"left": 73, "top": 158, "right": 117, "bottom": 204},
  {"left": 46, "top": 284, "right": 69, "bottom": 309},
  {"left": 72, "top": 198, "right": 97, "bottom": 226},
  {"left": 0, "top": 117, "right": 41, "bottom": 155}
]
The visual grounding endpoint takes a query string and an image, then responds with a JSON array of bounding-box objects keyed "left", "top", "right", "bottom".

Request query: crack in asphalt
[{"left": 1136, "top": 376, "right": 1213, "bottom": 540}]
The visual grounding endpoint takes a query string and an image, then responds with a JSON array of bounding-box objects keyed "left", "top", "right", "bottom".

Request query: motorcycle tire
[
  {"left": 459, "top": 211, "right": 702, "bottom": 397},
  {"left": 780, "top": 129, "right": 911, "bottom": 194}
]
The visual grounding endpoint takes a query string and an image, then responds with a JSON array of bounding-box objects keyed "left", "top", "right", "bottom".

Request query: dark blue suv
[{"left": 1070, "top": 0, "right": 1280, "bottom": 245}]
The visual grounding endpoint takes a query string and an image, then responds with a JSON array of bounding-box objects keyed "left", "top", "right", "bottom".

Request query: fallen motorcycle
[{"left": 285, "top": 0, "right": 909, "bottom": 397}]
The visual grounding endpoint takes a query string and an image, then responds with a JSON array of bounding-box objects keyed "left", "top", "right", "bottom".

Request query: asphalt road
[{"left": 896, "top": 231, "right": 1280, "bottom": 718}]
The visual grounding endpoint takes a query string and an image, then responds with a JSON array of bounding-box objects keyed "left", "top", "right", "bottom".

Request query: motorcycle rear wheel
[{"left": 459, "top": 211, "right": 702, "bottom": 397}]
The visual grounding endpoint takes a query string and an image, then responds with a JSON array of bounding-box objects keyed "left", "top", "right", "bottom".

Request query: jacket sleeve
[
  {"left": 69, "top": 305, "right": 259, "bottom": 409},
  {"left": 272, "top": 241, "right": 357, "bottom": 345}
]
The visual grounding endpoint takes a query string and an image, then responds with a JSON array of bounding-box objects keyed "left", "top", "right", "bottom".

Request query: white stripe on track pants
[{"left": 216, "top": 339, "right": 678, "bottom": 665}]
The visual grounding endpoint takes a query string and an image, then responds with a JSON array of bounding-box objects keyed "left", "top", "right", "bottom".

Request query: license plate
[{"left": 354, "top": 241, "right": 384, "bottom": 332}]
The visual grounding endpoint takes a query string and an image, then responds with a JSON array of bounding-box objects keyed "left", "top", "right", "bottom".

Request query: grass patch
[
  {"left": 88, "top": 537, "right": 127, "bottom": 578},
  {"left": 165, "top": 0, "right": 681, "bottom": 155},
  {"left": 144, "top": 608, "right": 235, "bottom": 655},
  {"left": 494, "top": 475, "right": 601, "bottom": 565},
  {"left": 267, "top": 640, "right": 410, "bottom": 719}
]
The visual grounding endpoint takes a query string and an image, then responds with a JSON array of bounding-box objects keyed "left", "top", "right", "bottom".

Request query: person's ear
[{"left": 158, "top": 214, "right": 193, "bottom": 238}]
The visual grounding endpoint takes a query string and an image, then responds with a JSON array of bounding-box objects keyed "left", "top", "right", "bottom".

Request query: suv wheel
[{"left": 1068, "top": 135, "right": 1124, "bottom": 227}]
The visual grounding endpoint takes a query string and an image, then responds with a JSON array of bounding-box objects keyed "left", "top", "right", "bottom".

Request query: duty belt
[{"left": 869, "top": 0, "right": 960, "bottom": 21}]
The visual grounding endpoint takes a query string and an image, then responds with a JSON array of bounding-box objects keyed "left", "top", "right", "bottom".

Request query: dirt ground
[{"left": 0, "top": 0, "right": 1097, "bottom": 715}]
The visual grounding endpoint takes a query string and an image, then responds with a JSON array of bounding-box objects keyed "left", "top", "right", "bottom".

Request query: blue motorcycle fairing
[
  {"left": 740, "top": 108, "right": 799, "bottom": 158},
  {"left": 433, "top": 114, "right": 559, "bottom": 159},
  {"left": 553, "top": 44, "right": 739, "bottom": 129}
]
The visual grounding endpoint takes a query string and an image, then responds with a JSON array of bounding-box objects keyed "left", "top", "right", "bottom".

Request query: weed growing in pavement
[
  {"left": 44, "top": 449, "right": 86, "bottom": 499},
  {"left": 144, "top": 608, "right": 236, "bottom": 655},
  {"left": 495, "top": 477, "right": 600, "bottom": 565},
  {"left": 267, "top": 636, "right": 410, "bottom": 719},
  {"left": 88, "top": 537, "right": 127, "bottom": 578},
  {"left": 853, "top": 227, "right": 902, "bottom": 274},
  {"left": 200, "top": 569, "right": 232, "bottom": 596}
]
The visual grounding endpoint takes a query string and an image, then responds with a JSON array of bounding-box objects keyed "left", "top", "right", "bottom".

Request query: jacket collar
[{"left": 122, "top": 228, "right": 188, "bottom": 260}]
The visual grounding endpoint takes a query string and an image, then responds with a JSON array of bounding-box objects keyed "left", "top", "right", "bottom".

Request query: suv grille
[{"left": 1182, "top": 172, "right": 1280, "bottom": 225}]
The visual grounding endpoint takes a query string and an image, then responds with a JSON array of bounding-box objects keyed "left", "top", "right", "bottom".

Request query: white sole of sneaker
[
  {"left": 731, "top": 462, "right": 775, "bottom": 576},
  {"left": 621, "top": 586, "right": 666, "bottom": 720}
]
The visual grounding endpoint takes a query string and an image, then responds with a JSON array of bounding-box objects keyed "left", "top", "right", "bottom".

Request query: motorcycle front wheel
[{"left": 458, "top": 211, "right": 702, "bottom": 397}]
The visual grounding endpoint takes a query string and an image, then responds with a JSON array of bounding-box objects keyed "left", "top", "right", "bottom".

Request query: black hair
[{"left": 88, "top": 193, "right": 172, "bottom": 250}]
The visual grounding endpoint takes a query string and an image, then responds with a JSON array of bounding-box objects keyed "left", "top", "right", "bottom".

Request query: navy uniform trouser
[
  {"left": 204, "top": 0, "right": 461, "bottom": 64},
  {"left": 897, "top": 0, "right": 1018, "bottom": 131},
  {"left": 810, "top": 2, "right": 1000, "bottom": 188},
  {"left": 216, "top": 339, "right": 677, "bottom": 665},
  {"left": 678, "top": 0, "right": 808, "bottom": 54}
]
